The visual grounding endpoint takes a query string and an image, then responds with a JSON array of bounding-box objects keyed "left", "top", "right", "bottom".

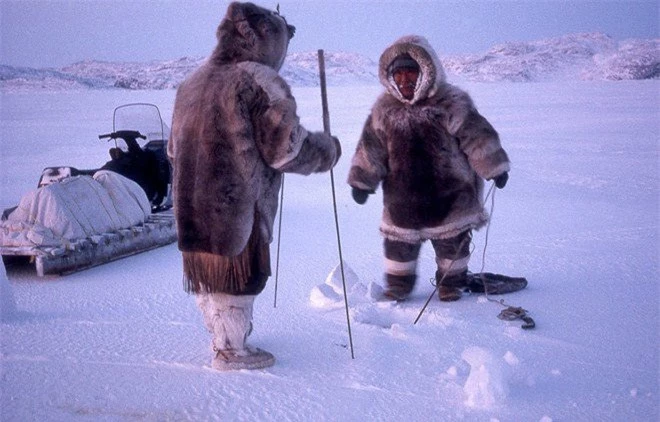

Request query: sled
[
  {"left": 0, "top": 211, "right": 176, "bottom": 277},
  {"left": 1, "top": 103, "right": 177, "bottom": 277}
]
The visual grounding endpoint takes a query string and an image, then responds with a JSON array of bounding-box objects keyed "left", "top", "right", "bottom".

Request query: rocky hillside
[{"left": 1, "top": 32, "right": 657, "bottom": 90}]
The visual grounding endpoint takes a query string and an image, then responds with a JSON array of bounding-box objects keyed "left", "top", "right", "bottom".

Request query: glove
[
  {"left": 494, "top": 172, "right": 509, "bottom": 189},
  {"left": 351, "top": 187, "right": 372, "bottom": 205}
]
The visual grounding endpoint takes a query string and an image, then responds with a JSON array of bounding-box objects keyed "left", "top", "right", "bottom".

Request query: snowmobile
[
  {"left": 0, "top": 103, "right": 177, "bottom": 277},
  {"left": 36, "top": 103, "right": 173, "bottom": 211}
]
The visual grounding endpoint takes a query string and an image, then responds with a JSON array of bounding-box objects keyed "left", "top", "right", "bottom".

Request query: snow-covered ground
[{"left": 1, "top": 81, "right": 658, "bottom": 421}]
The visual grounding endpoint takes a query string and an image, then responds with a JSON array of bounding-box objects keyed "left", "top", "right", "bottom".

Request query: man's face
[{"left": 393, "top": 67, "right": 419, "bottom": 100}]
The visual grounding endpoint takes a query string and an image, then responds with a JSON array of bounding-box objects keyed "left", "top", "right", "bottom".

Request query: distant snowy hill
[
  {"left": 60, "top": 57, "right": 202, "bottom": 90},
  {"left": 443, "top": 32, "right": 659, "bottom": 82},
  {"left": 0, "top": 51, "right": 379, "bottom": 91},
  {"left": 1, "top": 32, "right": 657, "bottom": 90},
  {"left": 0, "top": 65, "right": 108, "bottom": 90},
  {"left": 280, "top": 51, "right": 379, "bottom": 86}
]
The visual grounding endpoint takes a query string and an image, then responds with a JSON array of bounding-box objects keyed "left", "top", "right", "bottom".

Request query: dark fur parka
[
  {"left": 348, "top": 35, "right": 510, "bottom": 243},
  {"left": 168, "top": 2, "right": 340, "bottom": 289}
]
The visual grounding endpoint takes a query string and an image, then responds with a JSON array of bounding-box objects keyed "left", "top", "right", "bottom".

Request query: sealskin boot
[
  {"left": 383, "top": 274, "right": 416, "bottom": 301},
  {"left": 437, "top": 271, "right": 468, "bottom": 302},
  {"left": 212, "top": 346, "right": 275, "bottom": 371},
  {"left": 438, "top": 285, "right": 463, "bottom": 302}
]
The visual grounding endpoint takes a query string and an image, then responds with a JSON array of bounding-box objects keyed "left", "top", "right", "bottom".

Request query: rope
[
  {"left": 477, "top": 184, "right": 536, "bottom": 329},
  {"left": 480, "top": 183, "right": 497, "bottom": 302},
  {"left": 414, "top": 181, "right": 535, "bottom": 329}
]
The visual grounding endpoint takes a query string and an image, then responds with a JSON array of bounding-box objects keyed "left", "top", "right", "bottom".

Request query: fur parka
[
  {"left": 169, "top": 2, "right": 340, "bottom": 259},
  {"left": 347, "top": 35, "right": 510, "bottom": 243}
]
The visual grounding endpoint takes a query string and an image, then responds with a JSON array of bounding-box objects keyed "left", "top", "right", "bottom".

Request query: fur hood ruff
[{"left": 379, "top": 35, "right": 447, "bottom": 105}]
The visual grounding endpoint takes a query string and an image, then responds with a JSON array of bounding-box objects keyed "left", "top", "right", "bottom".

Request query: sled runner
[{"left": 1, "top": 103, "right": 176, "bottom": 277}]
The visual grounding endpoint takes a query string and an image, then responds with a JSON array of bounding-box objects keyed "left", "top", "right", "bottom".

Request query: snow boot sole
[
  {"left": 438, "top": 285, "right": 462, "bottom": 302},
  {"left": 212, "top": 347, "right": 275, "bottom": 371}
]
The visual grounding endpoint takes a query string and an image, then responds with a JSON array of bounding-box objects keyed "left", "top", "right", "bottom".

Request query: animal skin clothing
[
  {"left": 348, "top": 35, "right": 510, "bottom": 244},
  {"left": 169, "top": 2, "right": 340, "bottom": 295},
  {"left": 348, "top": 35, "right": 510, "bottom": 301},
  {"left": 383, "top": 231, "right": 471, "bottom": 299},
  {"left": 168, "top": 1, "right": 341, "bottom": 370}
]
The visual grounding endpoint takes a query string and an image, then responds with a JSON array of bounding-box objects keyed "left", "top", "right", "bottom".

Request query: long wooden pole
[
  {"left": 273, "top": 174, "right": 284, "bottom": 308},
  {"left": 318, "top": 49, "right": 355, "bottom": 359}
]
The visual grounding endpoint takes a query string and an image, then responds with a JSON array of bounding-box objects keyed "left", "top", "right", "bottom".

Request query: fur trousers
[{"left": 384, "top": 230, "right": 472, "bottom": 289}]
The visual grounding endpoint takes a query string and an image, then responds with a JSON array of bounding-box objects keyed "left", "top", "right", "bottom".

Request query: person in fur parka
[
  {"left": 168, "top": 2, "right": 341, "bottom": 370},
  {"left": 347, "top": 35, "right": 510, "bottom": 302}
]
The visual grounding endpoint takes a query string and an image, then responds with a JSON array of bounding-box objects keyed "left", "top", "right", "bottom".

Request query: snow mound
[
  {"left": 462, "top": 346, "right": 509, "bottom": 409},
  {"left": 310, "top": 261, "right": 370, "bottom": 309}
]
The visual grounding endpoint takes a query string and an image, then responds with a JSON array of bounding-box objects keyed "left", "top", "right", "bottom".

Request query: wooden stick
[
  {"left": 273, "top": 174, "right": 285, "bottom": 308},
  {"left": 318, "top": 49, "right": 355, "bottom": 359}
]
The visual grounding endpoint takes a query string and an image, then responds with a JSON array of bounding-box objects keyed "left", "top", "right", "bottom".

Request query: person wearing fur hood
[
  {"left": 348, "top": 35, "right": 510, "bottom": 302},
  {"left": 168, "top": 2, "right": 341, "bottom": 370}
]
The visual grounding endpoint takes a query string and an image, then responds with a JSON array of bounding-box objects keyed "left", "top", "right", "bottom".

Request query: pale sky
[{"left": 1, "top": 0, "right": 658, "bottom": 68}]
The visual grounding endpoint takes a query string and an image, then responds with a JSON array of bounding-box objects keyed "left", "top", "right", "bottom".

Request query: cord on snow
[{"left": 414, "top": 183, "right": 535, "bottom": 329}]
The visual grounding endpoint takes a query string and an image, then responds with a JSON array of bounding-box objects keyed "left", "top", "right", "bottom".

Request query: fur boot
[
  {"left": 196, "top": 292, "right": 275, "bottom": 370},
  {"left": 383, "top": 274, "right": 416, "bottom": 301},
  {"left": 436, "top": 270, "right": 469, "bottom": 302}
]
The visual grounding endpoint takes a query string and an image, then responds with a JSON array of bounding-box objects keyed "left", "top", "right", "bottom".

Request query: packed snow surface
[{"left": 1, "top": 80, "right": 658, "bottom": 421}]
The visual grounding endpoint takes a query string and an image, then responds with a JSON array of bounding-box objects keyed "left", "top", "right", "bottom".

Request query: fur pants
[{"left": 384, "top": 230, "right": 472, "bottom": 292}]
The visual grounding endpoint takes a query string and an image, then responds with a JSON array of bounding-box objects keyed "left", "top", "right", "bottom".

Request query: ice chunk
[
  {"left": 309, "top": 283, "right": 342, "bottom": 308},
  {"left": 367, "top": 281, "right": 384, "bottom": 301},
  {"left": 324, "top": 261, "right": 359, "bottom": 293},
  {"left": 503, "top": 351, "right": 520, "bottom": 366},
  {"left": 462, "top": 346, "right": 508, "bottom": 408}
]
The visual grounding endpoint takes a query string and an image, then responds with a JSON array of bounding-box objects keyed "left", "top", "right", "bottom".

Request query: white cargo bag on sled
[{"left": 0, "top": 170, "right": 150, "bottom": 248}]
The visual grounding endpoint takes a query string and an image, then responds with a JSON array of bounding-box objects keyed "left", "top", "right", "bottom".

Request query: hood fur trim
[{"left": 379, "top": 35, "right": 447, "bottom": 104}]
